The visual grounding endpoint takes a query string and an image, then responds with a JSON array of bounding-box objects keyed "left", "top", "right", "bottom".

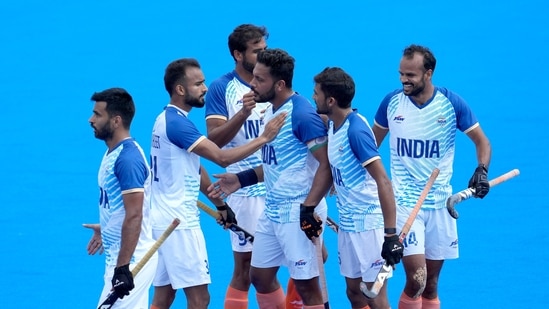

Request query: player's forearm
[
  {"left": 377, "top": 180, "right": 397, "bottom": 230},
  {"left": 216, "top": 137, "right": 266, "bottom": 168},
  {"left": 208, "top": 112, "right": 249, "bottom": 147},
  {"left": 117, "top": 212, "right": 142, "bottom": 267},
  {"left": 303, "top": 164, "right": 333, "bottom": 206},
  {"left": 476, "top": 139, "right": 492, "bottom": 167}
]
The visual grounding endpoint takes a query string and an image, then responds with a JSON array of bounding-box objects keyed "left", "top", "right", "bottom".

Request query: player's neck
[
  {"left": 331, "top": 108, "right": 352, "bottom": 130},
  {"left": 169, "top": 99, "right": 191, "bottom": 113},
  {"left": 271, "top": 89, "right": 295, "bottom": 110},
  {"left": 411, "top": 84, "right": 435, "bottom": 105},
  {"left": 235, "top": 66, "right": 253, "bottom": 84},
  {"left": 106, "top": 131, "right": 130, "bottom": 151}
]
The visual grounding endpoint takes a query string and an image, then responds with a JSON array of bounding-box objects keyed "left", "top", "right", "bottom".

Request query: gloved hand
[
  {"left": 381, "top": 234, "right": 404, "bottom": 266},
  {"left": 111, "top": 264, "right": 134, "bottom": 299},
  {"left": 300, "top": 204, "right": 323, "bottom": 240},
  {"left": 468, "top": 164, "right": 490, "bottom": 199},
  {"left": 216, "top": 203, "right": 237, "bottom": 225}
]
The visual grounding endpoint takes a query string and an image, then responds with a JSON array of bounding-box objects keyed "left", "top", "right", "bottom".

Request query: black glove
[
  {"left": 216, "top": 203, "right": 237, "bottom": 225},
  {"left": 111, "top": 264, "right": 134, "bottom": 299},
  {"left": 468, "top": 164, "right": 490, "bottom": 199},
  {"left": 381, "top": 234, "right": 404, "bottom": 266},
  {"left": 300, "top": 204, "right": 323, "bottom": 240}
]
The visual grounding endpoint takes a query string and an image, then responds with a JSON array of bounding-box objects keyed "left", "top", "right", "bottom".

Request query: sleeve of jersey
[
  {"left": 204, "top": 79, "right": 229, "bottom": 120},
  {"left": 348, "top": 120, "right": 381, "bottom": 167},
  {"left": 443, "top": 88, "right": 479, "bottom": 133},
  {"left": 292, "top": 102, "right": 327, "bottom": 144},
  {"left": 373, "top": 92, "right": 392, "bottom": 129},
  {"left": 166, "top": 112, "right": 206, "bottom": 152},
  {"left": 115, "top": 145, "right": 148, "bottom": 194}
]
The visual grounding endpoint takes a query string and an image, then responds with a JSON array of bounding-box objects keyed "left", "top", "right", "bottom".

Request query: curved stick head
[
  {"left": 446, "top": 196, "right": 460, "bottom": 219},
  {"left": 360, "top": 281, "right": 378, "bottom": 299}
]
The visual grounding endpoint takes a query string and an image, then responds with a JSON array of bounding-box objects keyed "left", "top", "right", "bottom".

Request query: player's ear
[
  {"left": 233, "top": 50, "right": 243, "bottom": 62},
  {"left": 175, "top": 84, "right": 185, "bottom": 96},
  {"left": 275, "top": 80, "right": 285, "bottom": 91}
]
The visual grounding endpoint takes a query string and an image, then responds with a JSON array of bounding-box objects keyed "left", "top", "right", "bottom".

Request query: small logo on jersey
[
  {"left": 236, "top": 99, "right": 243, "bottom": 105},
  {"left": 393, "top": 115, "right": 405, "bottom": 123},
  {"left": 449, "top": 239, "right": 459, "bottom": 248},
  {"left": 437, "top": 117, "right": 447, "bottom": 126},
  {"left": 370, "top": 259, "right": 385, "bottom": 268},
  {"left": 339, "top": 146, "right": 343, "bottom": 152},
  {"left": 295, "top": 260, "right": 307, "bottom": 267}
]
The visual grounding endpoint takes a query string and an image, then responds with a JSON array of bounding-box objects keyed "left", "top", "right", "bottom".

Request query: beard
[
  {"left": 185, "top": 94, "right": 205, "bottom": 108},
  {"left": 403, "top": 75, "right": 426, "bottom": 97},
  {"left": 254, "top": 84, "right": 276, "bottom": 103},
  {"left": 93, "top": 122, "right": 113, "bottom": 141},
  {"left": 242, "top": 58, "right": 255, "bottom": 74}
]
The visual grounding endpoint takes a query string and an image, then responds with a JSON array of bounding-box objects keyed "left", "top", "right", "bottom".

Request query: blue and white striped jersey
[
  {"left": 149, "top": 105, "right": 205, "bottom": 230},
  {"left": 261, "top": 93, "right": 328, "bottom": 223},
  {"left": 374, "top": 87, "right": 478, "bottom": 209},
  {"left": 205, "top": 71, "right": 269, "bottom": 197},
  {"left": 328, "top": 111, "right": 384, "bottom": 232},
  {"left": 98, "top": 138, "right": 154, "bottom": 267}
]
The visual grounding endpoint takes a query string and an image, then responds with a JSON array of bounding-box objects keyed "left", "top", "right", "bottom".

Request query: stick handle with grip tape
[
  {"left": 360, "top": 168, "right": 440, "bottom": 299},
  {"left": 446, "top": 169, "right": 520, "bottom": 219},
  {"left": 98, "top": 218, "right": 180, "bottom": 309},
  {"left": 196, "top": 200, "right": 255, "bottom": 244}
]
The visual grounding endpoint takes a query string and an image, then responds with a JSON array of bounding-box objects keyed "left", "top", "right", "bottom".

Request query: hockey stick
[
  {"left": 313, "top": 236, "right": 330, "bottom": 308},
  {"left": 196, "top": 200, "right": 255, "bottom": 244},
  {"left": 360, "top": 168, "right": 440, "bottom": 299},
  {"left": 98, "top": 218, "right": 180, "bottom": 309},
  {"left": 325, "top": 216, "right": 339, "bottom": 233},
  {"left": 446, "top": 168, "right": 520, "bottom": 219}
]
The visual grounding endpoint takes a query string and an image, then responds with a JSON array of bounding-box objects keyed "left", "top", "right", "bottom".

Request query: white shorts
[
  {"left": 338, "top": 228, "right": 392, "bottom": 282},
  {"left": 397, "top": 205, "right": 459, "bottom": 260},
  {"left": 98, "top": 253, "right": 158, "bottom": 309},
  {"left": 227, "top": 195, "right": 265, "bottom": 252},
  {"left": 251, "top": 200, "right": 327, "bottom": 280},
  {"left": 153, "top": 228, "right": 211, "bottom": 289}
]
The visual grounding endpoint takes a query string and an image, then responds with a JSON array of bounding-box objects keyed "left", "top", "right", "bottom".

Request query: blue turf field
[{"left": 1, "top": 0, "right": 548, "bottom": 307}]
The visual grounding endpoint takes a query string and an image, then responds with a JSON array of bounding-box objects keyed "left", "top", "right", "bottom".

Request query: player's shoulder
[
  {"left": 435, "top": 86, "right": 468, "bottom": 106},
  {"left": 209, "top": 71, "right": 238, "bottom": 88},
  {"left": 383, "top": 88, "right": 404, "bottom": 100}
]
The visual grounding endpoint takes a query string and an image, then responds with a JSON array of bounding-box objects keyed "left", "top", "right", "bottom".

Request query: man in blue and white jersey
[
  {"left": 313, "top": 67, "right": 404, "bottom": 309},
  {"left": 208, "top": 49, "right": 333, "bottom": 309},
  {"left": 204, "top": 24, "right": 270, "bottom": 309},
  {"left": 85, "top": 87, "right": 157, "bottom": 309},
  {"left": 372, "top": 45, "right": 492, "bottom": 309},
  {"left": 149, "top": 58, "right": 285, "bottom": 309}
]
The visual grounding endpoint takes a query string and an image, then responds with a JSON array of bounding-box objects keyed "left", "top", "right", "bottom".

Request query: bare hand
[
  {"left": 261, "top": 112, "right": 287, "bottom": 142},
  {"left": 208, "top": 173, "right": 241, "bottom": 199},
  {"left": 83, "top": 223, "right": 103, "bottom": 255},
  {"left": 241, "top": 91, "right": 257, "bottom": 116}
]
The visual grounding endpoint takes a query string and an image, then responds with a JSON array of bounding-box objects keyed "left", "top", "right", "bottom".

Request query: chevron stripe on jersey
[
  {"left": 150, "top": 105, "right": 205, "bottom": 230},
  {"left": 261, "top": 94, "right": 327, "bottom": 223},
  {"left": 374, "top": 87, "right": 478, "bottom": 209},
  {"left": 328, "top": 111, "right": 384, "bottom": 232},
  {"left": 205, "top": 71, "right": 269, "bottom": 197},
  {"left": 98, "top": 138, "right": 154, "bottom": 267}
]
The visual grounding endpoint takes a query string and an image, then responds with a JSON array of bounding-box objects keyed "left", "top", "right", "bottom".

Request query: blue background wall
[{"left": 1, "top": 0, "right": 547, "bottom": 307}]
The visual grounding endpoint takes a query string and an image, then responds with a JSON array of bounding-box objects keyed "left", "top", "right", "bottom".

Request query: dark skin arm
[
  {"left": 302, "top": 144, "right": 333, "bottom": 206},
  {"left": 117, "top": 191, "right": 143, "bottom": 267},
  {"left": 465, "top": 126, "right": 491, "bottom": 166}
]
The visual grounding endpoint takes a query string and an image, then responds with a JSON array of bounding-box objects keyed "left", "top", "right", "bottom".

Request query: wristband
[
  {"left": 384, "top": 228, "right": 397, "bottom": 234},
  {"left": 216, "top": 203, "right": 228, "bottom": 211},
  {"left": 236, "top": 169, "right": 259, "bottom": 188}
]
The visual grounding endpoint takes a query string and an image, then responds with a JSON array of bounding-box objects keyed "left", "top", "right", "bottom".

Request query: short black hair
[
  {"left": 164, "top": 58, "right": 201, "bottom": 96},
  {"left": 314, "top": 67, "right": 355, "bottom": 109},
  {"left": 403, "top": 44, "right": 437, "bottom": 72},
  {"left": 256, "top": 48, "right": 294, "bottom": 88},
  {"left": 228, "top": 24, "right": 269, "bottom": 61},
  {"left": 90, "top": 87, "right": 135, "bottom": 129}
]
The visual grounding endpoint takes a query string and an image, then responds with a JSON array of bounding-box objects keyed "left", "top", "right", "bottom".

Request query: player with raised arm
[
  {"left": 312, "top": 67, "right": 403, "bottom": 309},
  {"left": 209, "top": 48, "right": 333, "bottom": 309},
  {"left": 149, "top": 58, "right": 285, "bottom": 309},
  {"left": 204, "top": 24, "right": 269, "bottom": 309},
  {"left": 85, "top": 87, "right": 157, "bottom": 309},
  {"left": 372, "top": 44, "right": 491, "bottom": 309}
]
